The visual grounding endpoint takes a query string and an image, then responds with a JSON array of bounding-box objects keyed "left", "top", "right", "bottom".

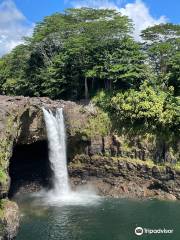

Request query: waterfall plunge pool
[{"left": 15, "top": 194, "right": 180, "bottom": 240}]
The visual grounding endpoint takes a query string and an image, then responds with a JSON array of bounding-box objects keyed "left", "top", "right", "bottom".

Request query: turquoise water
[{"left": 15, "top": 194, "right": 180, "bottom": 240}]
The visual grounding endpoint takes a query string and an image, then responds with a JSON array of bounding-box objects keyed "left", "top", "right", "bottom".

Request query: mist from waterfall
[{"left": 42, "top": 108, "right": 70, "bottom": 196}]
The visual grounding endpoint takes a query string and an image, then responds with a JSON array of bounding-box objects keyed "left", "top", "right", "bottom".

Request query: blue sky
[
  {"left": 0, "top": 0, "right": 179, "bottom": 56},
  {"left": 13, "top": 0, "right": 180, "bottom": 24}
]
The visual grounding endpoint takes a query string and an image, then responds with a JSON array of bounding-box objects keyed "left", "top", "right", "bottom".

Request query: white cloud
[
  {"left": 69, "top": 0, "right": 167, "bottom": 40},
  {"left": 0, "top": 0, "right": 34, "bottom": 56},
  {"left": 119, "top": 0, "right": 166, "bottom": 40},
  {"left": 70, "top": 0, "right": 119, "bottom": 9}
]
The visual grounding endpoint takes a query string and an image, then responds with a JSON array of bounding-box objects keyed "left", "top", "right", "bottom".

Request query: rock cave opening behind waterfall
[{"left": 8, "top": 140, "right": 53, "bottom": 198}]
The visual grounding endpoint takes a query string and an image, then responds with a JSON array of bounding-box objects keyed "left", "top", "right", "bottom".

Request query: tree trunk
[
  {"left": 85, "top": 77, "right": 89, "bottom": 100},
  {"left": 91, "top": 77, "right": 94, "bottom": 90},
  {"left": 109, "top": 79, "right": 112, "bottom": 90},
  {"left": 104, "top": 79, "right": 108, "bottom": 90}
]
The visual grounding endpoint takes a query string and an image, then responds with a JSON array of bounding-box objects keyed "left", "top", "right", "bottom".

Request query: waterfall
[
  {"left": 42, "top": 108, "right": 70, "bottom": 196},
  {"left": 42, "top": 107, "right": 99, "bottom": 206}
]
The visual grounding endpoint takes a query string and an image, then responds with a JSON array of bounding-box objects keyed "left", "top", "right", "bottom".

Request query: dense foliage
[
  {"left": 0, "top": 8, "right": 179, "bottom": 133},
  {"left": 93, "top": 83, "right": 180, "bottom": 134},
  {"left": 0, "top": 8, "right": 148, "bottom": 98}
]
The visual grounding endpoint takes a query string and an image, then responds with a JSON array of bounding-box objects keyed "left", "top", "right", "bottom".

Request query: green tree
[
  {"left": 141, "top": 23, "right": 180, "bottom": 91},
  {"left": 167, "top": 51, "right": 180, "bottom": 95},
  {"left": 88, "top": 37, "right": 148, "bottom": 91},
  {"left": 0, "top": 44, "right": 30, "bottom": 95},
  {"left": 26, "top": 8, "right": 134, "bottom": 99}
]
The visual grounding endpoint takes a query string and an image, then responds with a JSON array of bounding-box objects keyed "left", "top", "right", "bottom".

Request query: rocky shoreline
[{"left": 69, "top": 155, "right": 179, "bottom": 201}]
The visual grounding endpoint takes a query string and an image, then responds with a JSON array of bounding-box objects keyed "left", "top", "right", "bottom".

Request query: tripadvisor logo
[
  {"left": 135, "top": 227, "right": 174, "bottom": 236},
  {"left": 135, "top": 227, "right": 143, "bottom": 236}
]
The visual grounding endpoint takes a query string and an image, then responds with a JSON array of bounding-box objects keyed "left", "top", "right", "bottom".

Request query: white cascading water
[
  {"left": 42, "top": 107, "right": 99, "bottom": 206},
  {"left": 42, "top": 108, "right": 70, "bottom": 196}
]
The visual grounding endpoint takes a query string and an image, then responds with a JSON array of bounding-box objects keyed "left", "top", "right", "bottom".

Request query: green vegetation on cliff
[
  {"left": 93, "top": 82, "right": 180, "bottom": 133},
  {"left": 82, "top": 109, "right": 111, "bottom": 138}
]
